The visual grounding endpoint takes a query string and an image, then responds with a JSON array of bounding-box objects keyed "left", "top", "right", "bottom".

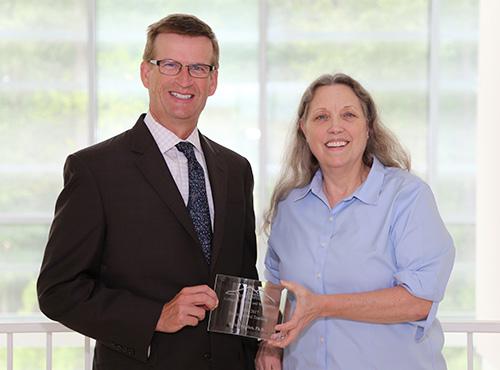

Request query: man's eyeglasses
[{"left": 149, "top": 59, "right": 216, "bottom": 78}]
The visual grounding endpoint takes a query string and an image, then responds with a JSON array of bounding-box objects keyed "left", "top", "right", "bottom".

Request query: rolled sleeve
[
  {"left": 408, "top": 301, "right": 440, "bottom": 341},
  {"left": 391, "top": 182, "right": 455, "bottom": 339},
  {"left": 264, "top": 243, "right": 281, "bottom": 284},
  {"left": 264, "top": 232, "right": 281, "bottom": 284}
]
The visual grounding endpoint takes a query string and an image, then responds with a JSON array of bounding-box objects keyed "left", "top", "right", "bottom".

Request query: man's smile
[{"left": 170, "top": 91, "right": 194, "bottom": 100}]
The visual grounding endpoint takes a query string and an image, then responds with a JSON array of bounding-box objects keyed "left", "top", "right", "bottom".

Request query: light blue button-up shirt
[{"left": 265, "top": 157, "right": 455, "bottom": 370}]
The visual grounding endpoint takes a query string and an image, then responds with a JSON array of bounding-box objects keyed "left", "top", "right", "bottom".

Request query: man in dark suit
[{"left": 37, "top": 13, "right": 258, "bottom": 370}]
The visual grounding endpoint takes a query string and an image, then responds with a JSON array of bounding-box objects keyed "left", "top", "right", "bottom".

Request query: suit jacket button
[{"left": 202, "top": 352, "right": 211, "bottom": 360}]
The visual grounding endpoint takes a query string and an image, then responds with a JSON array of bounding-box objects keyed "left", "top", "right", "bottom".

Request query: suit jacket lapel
[
  {"left": 200, "top": 133, "right": 227, "bottom": 271},
  {"left": 129, "top": 115, "right": 200, "bottom": 246}
]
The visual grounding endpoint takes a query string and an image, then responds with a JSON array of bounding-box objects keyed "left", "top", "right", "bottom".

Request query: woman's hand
[
  {"left": 268, "top": 280, "right": 322, "bottom": 348},
  {"left": 255, "top": 341, "right": 283, "bottom": 370}
]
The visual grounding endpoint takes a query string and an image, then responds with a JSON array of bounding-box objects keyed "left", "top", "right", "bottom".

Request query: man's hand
[{"left": 155, "top": 285, "right": 219, "bottom": 333}]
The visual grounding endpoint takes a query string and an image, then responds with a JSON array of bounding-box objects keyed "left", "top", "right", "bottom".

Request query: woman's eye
[
  {"left": 314, "top": 114, "right": 329, "bottom": 121},
  {"left": 343, "top": 112, "right": 357, "bottom": 119}
]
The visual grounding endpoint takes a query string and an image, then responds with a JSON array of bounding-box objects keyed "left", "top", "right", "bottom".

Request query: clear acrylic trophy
[{"left": 208, "top": 274, "right": 289, "bottom": 339}]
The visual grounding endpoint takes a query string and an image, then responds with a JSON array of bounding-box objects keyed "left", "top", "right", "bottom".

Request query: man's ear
[
  {"left": 208, "top": 69, "right": 218, "bottom": 96},
  {"left": 140, "top": 61, "right": 152, "bottom": 88}
]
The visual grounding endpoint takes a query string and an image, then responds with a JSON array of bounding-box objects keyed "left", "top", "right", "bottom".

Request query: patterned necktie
[{"left": 175, "top": 141, "right": 212, "bottom": 264}]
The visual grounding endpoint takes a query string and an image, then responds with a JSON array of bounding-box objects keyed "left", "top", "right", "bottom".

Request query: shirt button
[
  {"left": 320, "top": 336, "right": 325, "bottom": 344},
  {"left": 202, "top": 352, "right": 211, "bottom": 360},
  {"left": 316, "top": 273, "right": 321, "bottom": 279},
  {"left": 328, "top": 216, "right": 333, "bottom": 222},
  {"left": 320, "top": 242, "right": 326, "bottom": 247}
]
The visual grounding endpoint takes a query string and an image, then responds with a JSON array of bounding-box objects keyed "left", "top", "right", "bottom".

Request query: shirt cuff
[
  {"left": 393, "top": 270, "right": 443, "bottom": 341},
  {"left": 394, "top": 269, "right": 443, "bottom": 302},
  {"left": 410, "top": 301, "right": 439, "bottom": 341}
]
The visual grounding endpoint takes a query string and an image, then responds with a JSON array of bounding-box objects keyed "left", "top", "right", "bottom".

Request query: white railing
[
  {"left": 0, "top": 320, "right": 93, "bottom": 370},
  {"left": 441, "top": 320, "right": 500, "bottom": 370},
  {"left": 1, "top": 320, "right": 500, "bottom": 370}
]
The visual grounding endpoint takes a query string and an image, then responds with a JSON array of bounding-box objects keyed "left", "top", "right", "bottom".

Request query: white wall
[{"left": 476, "top": 0, "right": 500, "bottom": 368}]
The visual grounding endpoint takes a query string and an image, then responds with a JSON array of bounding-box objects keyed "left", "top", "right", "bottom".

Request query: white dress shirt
[{"left": 144, "top": 112, "right": 215, "bottom": 228}]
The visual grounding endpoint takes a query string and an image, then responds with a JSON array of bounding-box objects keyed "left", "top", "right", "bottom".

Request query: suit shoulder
[{"left": 71, "top": 129, "right": 131, "bottom": 162}]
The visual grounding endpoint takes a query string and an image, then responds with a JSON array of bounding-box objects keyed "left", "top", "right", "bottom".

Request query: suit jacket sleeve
[
  {"left": 242, "top": 159, "right": 258, "bottom": 281},
  {"left": 37, "top": 153, "right": 163, "bottom": 363},
  {"left": 241, "top": 159, "right": 260, "bottom": 364}
]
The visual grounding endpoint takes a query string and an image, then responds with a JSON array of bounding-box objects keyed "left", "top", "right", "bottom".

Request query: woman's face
[{"left": 300, "top": 84, "right": 369, "bottom": 173}]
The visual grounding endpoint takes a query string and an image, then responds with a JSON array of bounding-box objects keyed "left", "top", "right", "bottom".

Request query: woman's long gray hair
[{"left": 263, "top": 73, "right": 410, "bottom": 234}]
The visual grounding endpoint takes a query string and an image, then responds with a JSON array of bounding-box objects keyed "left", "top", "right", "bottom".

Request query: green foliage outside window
[{"left": 0, "top": 0, "right": 480, "bottom": 367}]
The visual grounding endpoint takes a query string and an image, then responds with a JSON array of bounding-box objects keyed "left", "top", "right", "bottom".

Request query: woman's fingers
[{"left": 267, "top": 280, "right": 322, "bottom": 348}]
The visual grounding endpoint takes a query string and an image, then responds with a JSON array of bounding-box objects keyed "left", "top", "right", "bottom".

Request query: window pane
[
  {"left": 0, "top": 0, "right": 90, "bottom": 163},
  {"left": 0, "top": 173, "right": 61, "bottom": 215},
  {"left": 0, "top": 225, "right": 48, "bottom": 315},
  {"left": 0, "top": 0, "right": 482, "bottom": 328},
  {"left": 1, "top": 1, "right": 88, "bottom": 318},
  {"left": 436, "top": 0, "right": 478, "bottom": 318},
  {"left": 95, "top": 1, "right": 260, "bottom": 189},
  {"left": 265, "top": 0, "right": 429, "bottom": 185},
  {"left": 440, "top": 224, "right": 475, "bottom": 315}
]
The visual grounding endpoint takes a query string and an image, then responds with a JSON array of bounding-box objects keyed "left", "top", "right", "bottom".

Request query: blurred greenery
[
  {"left": 0, "top": 0, "right": 481, "bottom": 368},
  {"left": 0, "top": 0, "right": 86, "bottom": 30},
  {"left": 440, "top": 224, "right": 475, "bottom": 315},
  {"left": 0, "top": 175, "right": 62, "bottom": 214},
  {"left": 0, "top": 92, "right": 88, "bottom": 164},
  {"left": 268, "top": 41, "right": 428, "bottom": 82},
  {"left": 443, "top": 347, "right": 483, "bottom": 370},
  {"left": 0, "top": 347, "right": 83, "bottom": 370},
  {"left": 268, "top": 0, "right": 428, "bottom": 32},
  {"left": 0, "top": 42, "right": 88, "bottom": 84},
  {"left": 0, "top": 225, "right": 48, "bottom": 260}
]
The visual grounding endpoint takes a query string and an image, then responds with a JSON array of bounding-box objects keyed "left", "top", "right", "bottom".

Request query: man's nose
[{"left": 175, "top": 66, "right": 193, "bottom": 86}]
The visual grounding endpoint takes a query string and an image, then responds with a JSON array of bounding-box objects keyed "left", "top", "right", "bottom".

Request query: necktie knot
[{"left": 176, "top": 141, "right": 196, "bottom": 160}]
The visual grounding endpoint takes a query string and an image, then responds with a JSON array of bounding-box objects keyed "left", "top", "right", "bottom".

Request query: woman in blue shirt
[{"left": 256, "top": 73, "right": 455, "bottom": 370}]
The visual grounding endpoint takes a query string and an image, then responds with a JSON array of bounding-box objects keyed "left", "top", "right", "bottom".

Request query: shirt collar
[
  {"left": 144, "top": 111, "right": 202, "bottom": 154},
  {"left": 293, "top": 170, "right": 322, "bottom": 202},
  {"left": 352, "top": 156, "right": 385, "bottom": 205},
  {"left": 292, "top": 157, "right": 386, "bottom": 205}
]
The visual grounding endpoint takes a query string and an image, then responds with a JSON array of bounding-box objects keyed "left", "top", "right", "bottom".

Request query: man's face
[{"left": 140, "top": 33, "right": 218, "bottom": 137}]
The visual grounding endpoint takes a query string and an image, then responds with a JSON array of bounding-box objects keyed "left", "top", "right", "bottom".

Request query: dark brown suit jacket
[{"left": 37, "top": 114, "right": 259, "bottom": 370}]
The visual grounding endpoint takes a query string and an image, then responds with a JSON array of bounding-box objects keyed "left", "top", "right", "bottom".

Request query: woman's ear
[{"left": 299, "top": 119, "right": 305, "bottom": 134}]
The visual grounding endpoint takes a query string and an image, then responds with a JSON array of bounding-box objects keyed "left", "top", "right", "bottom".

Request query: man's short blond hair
[{"left": 143, "top": 13, "right": 219, "bottom": 67}]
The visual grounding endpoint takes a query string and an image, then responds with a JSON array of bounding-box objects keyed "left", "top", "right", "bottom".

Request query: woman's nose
[{"left": 327, "top": 115, "right": 343, "bottom": 132}]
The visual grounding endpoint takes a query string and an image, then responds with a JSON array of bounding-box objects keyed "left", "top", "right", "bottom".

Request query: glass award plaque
[{"left": 208, "top": 274, "right": 289, "bottom": 340}]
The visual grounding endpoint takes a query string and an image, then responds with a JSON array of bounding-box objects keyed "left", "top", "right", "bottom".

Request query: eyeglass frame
[{"left": 149, "top": 58, "right": 217, "bottom": 78}]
